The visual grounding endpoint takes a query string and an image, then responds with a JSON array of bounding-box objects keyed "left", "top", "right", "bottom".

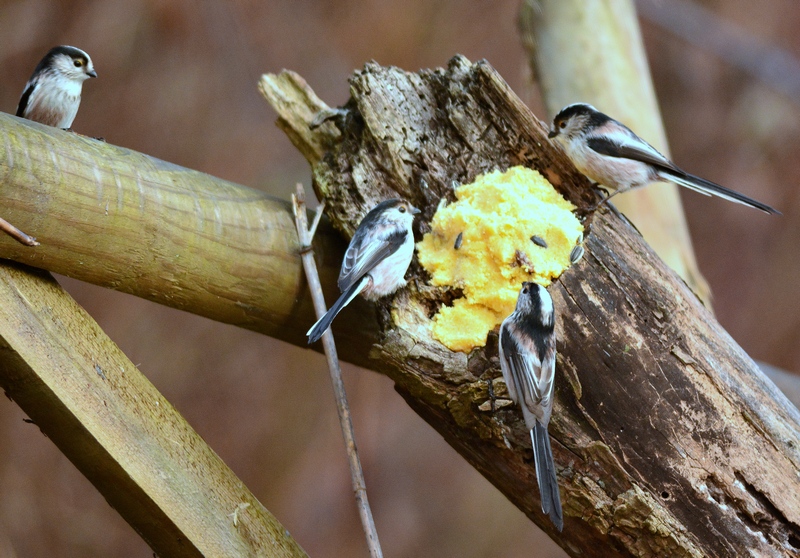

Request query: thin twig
[
  {"left": 0, "top": 216, "right": 38, "bottom": 246},
  {"left": 308, "top": 200, "right": 326, "bottom": 240},
  {"left": 291, "top": 183, "right": 383, "bottom": 558}
]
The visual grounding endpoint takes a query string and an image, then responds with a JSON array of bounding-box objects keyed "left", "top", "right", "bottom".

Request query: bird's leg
[
  {"left": 588, "top": 185, "right": 621, "bottom": 211},
  {"left": 584, "top": 185, "right": 626, "bottom": 220},
  {"left": 486, "top": 378, "right": 497, "bottom": 413},
  {"left": 60, "top": 127, "right": 104, "bottom": 141}
]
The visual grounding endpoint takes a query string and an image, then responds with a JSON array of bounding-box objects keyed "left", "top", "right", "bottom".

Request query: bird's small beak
[
  {"left": 547, "top": 129, "right": 557, "bottom": 139},
  {"left": 87, "top": 69, "right": 97, "bottom": 78},
  {"left": 410, "top": 206, "right": 421, "bottom": 215}
]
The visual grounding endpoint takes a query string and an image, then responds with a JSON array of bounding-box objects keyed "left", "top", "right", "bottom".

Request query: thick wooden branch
[
  {"left": 0, "top": 261, "right": 307, "bottom": 557},
  {"left": 0, "top": 59, "right": 798, "bottom": 556},
  {"left": 0, "top": 113, "right": 377, "bottom": 366},
  {"left": 261, "top": 57, "right": 800, "bottom": 556}
]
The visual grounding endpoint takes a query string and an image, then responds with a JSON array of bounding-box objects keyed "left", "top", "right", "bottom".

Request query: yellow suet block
[{"left": 417, "top": 166, "right": 583, "bottom": 353}]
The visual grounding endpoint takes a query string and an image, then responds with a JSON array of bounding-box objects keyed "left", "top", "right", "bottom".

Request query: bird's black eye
[
  {"left": 522, "top": 287, "right": 529, "bottom": 294},
  {"left": 74, "top": 59, "right": 84, "bottom": 68},
  {"left": 399, "top": 206, "right": 407, "bottom": 213},
  {"left": 559, "top": 120, "right": 567, "bottom": 129}
]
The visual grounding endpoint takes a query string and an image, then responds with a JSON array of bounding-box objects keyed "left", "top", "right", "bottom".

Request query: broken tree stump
[{"left": 260, "top": 56, "right": 800, "bottom": 557}]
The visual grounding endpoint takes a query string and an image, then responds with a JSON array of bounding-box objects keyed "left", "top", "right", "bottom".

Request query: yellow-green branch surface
[
  {"left": 0, "top": 112, "right": 373, "bottom": 556},
  {"left": 0, "top": 114, "right": 378, "bottom": 364},
  {"left": 0, "top": 259, "right": 307, "bottom": 557}
]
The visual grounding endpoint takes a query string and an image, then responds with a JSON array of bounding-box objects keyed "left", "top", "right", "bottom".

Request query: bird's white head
[
  {"left": 374, "top": 198, "right": 420, "bottom": 230},
  {"left": 43, "top": 46, "right": 97, "bottom": 82},
  {"left": 547, "top": 103, "right": 606, "bottom": 144}
]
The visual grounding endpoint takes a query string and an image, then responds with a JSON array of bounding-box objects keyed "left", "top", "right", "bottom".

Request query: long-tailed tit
[
  {"left": 499, "top": 282, "right": 563, "bottom": 531},
  {"left": 548, "top": 103, "right": 779, "bottom": 214},
  {"left": 307, "top": 199, "right": 420, "bottom": 344},
  {"left": 16, "top": 46, "right": 96, "bottom": 129}
]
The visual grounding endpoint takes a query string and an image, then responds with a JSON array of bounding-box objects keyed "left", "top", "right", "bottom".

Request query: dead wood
[{"left": 261, "top": 56, "right": 800, "bottom": 557}]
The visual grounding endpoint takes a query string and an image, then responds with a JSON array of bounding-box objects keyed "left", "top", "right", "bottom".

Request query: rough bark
[{"left": 261, "top": 57, "right": 800, "bottom": 557}]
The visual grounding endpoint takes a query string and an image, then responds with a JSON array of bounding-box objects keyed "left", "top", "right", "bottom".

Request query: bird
[
  {"left": 499, "top": 282, "right": 563, "bottom": 531},
  {"left": 307, "top": 198, "right": 420, "bottom": 344},
  {"left": 548, "top": 103, "right": 779, "bottom": 214},
  {"left": 16, "top": 45, "right": 96, "bottom": 129}
]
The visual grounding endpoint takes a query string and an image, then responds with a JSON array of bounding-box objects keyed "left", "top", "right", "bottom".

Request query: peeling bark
[{"left": 261, "top": 56, "right": 800, "bottom": 557}]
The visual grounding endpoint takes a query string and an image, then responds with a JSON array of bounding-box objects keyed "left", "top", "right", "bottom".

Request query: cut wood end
[
  {"left": 258, "top": 71, "right": 337, "bottom": 166},
  {"left": 259, "top": 71, "right": 327, "bottom": 110},
  {"left": 258, "top": 71, "right": 331, "bottom": 124}
]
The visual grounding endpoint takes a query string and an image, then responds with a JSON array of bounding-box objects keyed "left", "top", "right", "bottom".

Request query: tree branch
[
  {"left": 292, "top": 186, "right": 383, "bottom": 557},
  {"left": 260, "top": 57, "right": 800, "bottom": 556},
  {"left": 0, "top": 114, "right": 376, "bottom": 366},
  {"left": 0, "top": 261, "right": 307, "bottom": 557},
  {"left": 519, "top": 0, "right": 712, "bottom": 306}
]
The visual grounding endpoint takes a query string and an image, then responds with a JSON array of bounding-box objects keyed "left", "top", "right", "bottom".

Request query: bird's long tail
[
  {"left": 531, "top": 422, "right": 563, "bottom": 531},
  {"left": 660, "top": 169, "right": 780, "bottom": 215},
  {"left": 306, "top": 276, "right": 369, "bottom": 344}
]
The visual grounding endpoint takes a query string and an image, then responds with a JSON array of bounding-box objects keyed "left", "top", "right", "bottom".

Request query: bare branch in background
[
  {"left": 519, "top": 0, "right": 712, "bottom": 306},
  {"left": 638, "top": 0, "right": 800, "bottom": 104}
]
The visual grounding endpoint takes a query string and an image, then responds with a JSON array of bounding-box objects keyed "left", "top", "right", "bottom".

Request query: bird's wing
[
  {"left": 16, "top": 82, "right": 36, "bottom": 117},
  {"left": 587, "top": 132, "right": 680, "bottom": 174},
  {"left": 589, "top": 131, "right": 780, "bottom": 214},
  {"left": 499, "top": 323, "right": 552, "bottom": 413},
  {"left": 338, "top": 225, "right": 408, "bottom": 292}
]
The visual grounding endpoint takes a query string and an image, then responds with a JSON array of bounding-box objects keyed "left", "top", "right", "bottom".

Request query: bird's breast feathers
[
  {"left": 362, "top": 232, "right": 414, "bottom": 299},
  {"left": 566, "top": 134, "right": 655, "bottom": 190},
  {"left": 22, "top": 76, "right": 82, "bottom": 128}
]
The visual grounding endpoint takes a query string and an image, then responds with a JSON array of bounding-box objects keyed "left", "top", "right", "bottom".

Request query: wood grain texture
[
  {"left": 0, "top": 261, "right": 307, "bottom": 557},
  {"left": 263, "top": 57, "right": 800, "bottom": 556},
  {"left": 0, "top": 113, "right": 378, "bottom": 365}
]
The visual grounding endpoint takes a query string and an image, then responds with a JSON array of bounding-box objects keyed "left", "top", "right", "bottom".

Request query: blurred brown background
[{"left": 0, "top": 1, "right": 797, "bottom": 556}]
